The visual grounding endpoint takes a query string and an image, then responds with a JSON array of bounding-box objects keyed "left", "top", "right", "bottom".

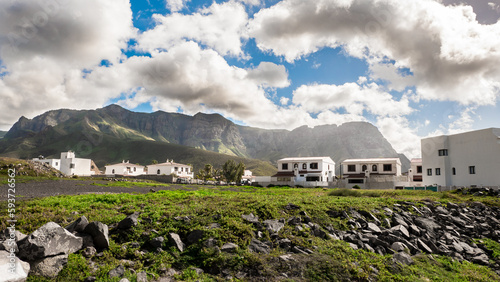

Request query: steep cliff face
[{"left": 1, "top": 105, "right": 410, "bottom": 171}]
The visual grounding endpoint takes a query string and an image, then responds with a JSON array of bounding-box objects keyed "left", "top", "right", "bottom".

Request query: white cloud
[
  {"left": 280, "top": 97, "right": 289, "bottom": 105},
  {"left": 136, "top": 1, "right": 248, "bottom": 57},
  {"left": 166, "top": 0, "right": 190, "bottom": 12},
  {"left": 0, "top": 0, "right": 135, "bottom": 129},
  {"left": 249, "top": 0, "right": 500, "bottom": 106},
  {"left": 376, "top": 116, "right": 421, "bottom": 159},
  {"left": 292, "top": 82, "right": 413, "bottom": 117},
  {"left": 246, "top": 62, "right": 290, "bottom": 88}
]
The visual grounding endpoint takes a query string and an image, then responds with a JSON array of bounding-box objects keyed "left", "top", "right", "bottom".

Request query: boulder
[
  {"left": 0, "top": 250, "right": 30, "bottom": 282},
  {"left": 83, "top": 222, "right": 109, "bottom": 250},
  {"left": 471, "top": 254, "right": 490, "bottom": 265},
  {"left": 65, "top": 216, "right": 89, "bottom": 233},
  {"left": 248, "top": 238, "right": 270, "bottom": 254},
  {"left": 83, "top": 246, "right": 97, "bottom": 258},
  {"left": 414, "top": 218, "right": 440, "bottom": 233},
  {"left": 393, "top": 252, "right": 414, "bottom": 265},
  {"left": 148, "top": 236, "right": 165, "bottom": 249},
  {"left": 263, "top": 219, "right": 284, "bottom": 233},
  {"left": 390, "top": 225, "right": 410, "bottom": 239},
  {"left": 117, "top": 212, "right": 140, "bottom": 229},
  {"left": 168, "top": 233, "right": 185, "bottom": 252},
  {"left": 186, "top": 230, "right": 204, "bottom": 245},
  {"left": 221, "top": 242, "right": 239, "bottom": 253},
  {"left": 391, "top": 242, "right": 408, "bottom": 252},
  {"left": 278, "top": 238, "right": 292, "bottom": 251},
  {"left": 18, "top": 222, "right": 83, "bottom": 261},
  {"left": 137, "top": 271, "right": 148, "bottom": 282},
  {"left": 366, "top": 222, "right": 382, "bottom": 233},
  {"left": 29, "top": 254, "right": 68, "bottom": 278},
  {"left": 109, "top": 265, "right": 125, "bottom": 278},
  {"left": 242, "top": 213, "right": 259, "bottom": 224}
]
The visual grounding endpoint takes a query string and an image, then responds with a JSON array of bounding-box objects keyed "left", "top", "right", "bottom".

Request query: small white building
[
  {"left": 146, "top": 160, "right": 194, "bottom": 179},
  {"left": 408, "top": 158, "right": 423, "bottom": 183},
  {"left": 271, "top": 157, "right": 335, "bottom": 187},
  {"left": 421, "top": 128, "right": 500, "bottom": 188},
  {"left": 341, "top": 158, "right": 403, "bottom": 189},
  {"left": 33, "top": 151, "right": 95, "bottom": 176},
  {"left": 105, "top": 161, "right": 145, "bottom": 176}
]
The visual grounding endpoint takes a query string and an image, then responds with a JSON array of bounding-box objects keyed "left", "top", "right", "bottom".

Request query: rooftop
[
  {"left": 342, "top": 158, "right": 401, "bottom": 164},
  {"left": 278, "top": 156, "right": 334, "bottom": 162}
]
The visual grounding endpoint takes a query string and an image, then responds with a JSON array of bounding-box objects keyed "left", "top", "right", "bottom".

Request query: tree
[
  {"left": 222, "top": 160, "right": 245, "bottom": 183},
  {"left": 197, "top": 164, "right": 214, "bottom": 181},
  {"left": 151, "top": 160, "right": 158, "bottom": 164}
]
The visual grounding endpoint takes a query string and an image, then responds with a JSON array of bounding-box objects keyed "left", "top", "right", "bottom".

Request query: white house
[
  {"left": 271, "top": 157, "right": 335, "bottom": 187},
  {"left": 341, "top": 158, "right": 402, "bottom": 189},
  {"left": 105, "top": 161, "right": 145, "bottom": 176},
  {"left": 421, "top": 128, "right": 500, "bottom": 188},
  {"left": 241, "top": 170, "right": 254, "bottom": 184},
  {"left": 33, "top": 151, "right": 95, "bottom": 176},
  {"left": 146, "top": 160, "right": 194, "bottom": 179},
  {"left": 407, "top": 158, "right": 423, "bottom": 183}
]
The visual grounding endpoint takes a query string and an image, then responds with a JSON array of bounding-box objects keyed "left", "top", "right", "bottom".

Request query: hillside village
[{"left": 32, "top": 127, "right": 500, "bottom": 192}]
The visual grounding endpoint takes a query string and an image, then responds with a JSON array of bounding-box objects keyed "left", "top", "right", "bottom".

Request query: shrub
[{"left": 352, "top": 185, "right": 360, "bottom": 189}]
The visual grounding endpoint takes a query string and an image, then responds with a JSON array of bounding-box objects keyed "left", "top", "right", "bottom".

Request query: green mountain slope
[{"left": 0, "top": 131, "right": 6, "bottom": 139}]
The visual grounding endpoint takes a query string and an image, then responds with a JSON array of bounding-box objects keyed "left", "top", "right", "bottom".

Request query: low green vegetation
[{"left": 2, "top": 184, "right": 500, "bottom": 281}]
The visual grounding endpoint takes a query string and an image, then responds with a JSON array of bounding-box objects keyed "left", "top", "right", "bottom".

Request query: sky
[{"left": 0, "top": 0, "right": 500, "bottom": 159}]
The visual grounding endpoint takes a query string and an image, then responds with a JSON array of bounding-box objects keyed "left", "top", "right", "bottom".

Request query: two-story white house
[
  {"left": 146, "top": 160, "right": 194, "bottom": 179},
  {"left": 407, "top": 158, "right": 423, "bottom": 183},
  {"left": 271, "top": 157, "right": 335, "bottom": 187},
  {"left": 341, "top": 158, "right": 402, "bottom": 189},
  {"left": 421, "top": 128, "right": 500, "bottom": 188},
  {"left": 33, "top": 151, "right": 96, "bottom": 176},
  {"left": 105, "top": 161, "right": 145, "bottom": 176}
]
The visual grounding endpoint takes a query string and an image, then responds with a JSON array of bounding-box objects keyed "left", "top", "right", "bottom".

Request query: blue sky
[{"left": 1, "top": 0, "right": 500, "bottom": 158}]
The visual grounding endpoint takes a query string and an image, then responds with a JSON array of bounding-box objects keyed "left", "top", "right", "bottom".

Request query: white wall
[
  {"left": 105, "top": 164, "right": 144, "bottom": 176},
  {"left": 147, "top": 164, "right": 193, "bottom": 178},
  {"left": 422, "top": 128, "right": 500, "bottom": 187}
]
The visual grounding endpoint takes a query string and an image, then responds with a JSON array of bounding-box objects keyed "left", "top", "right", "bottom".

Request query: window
[
  {"left": 347, "top": 165, "right": 356, "bottom": 172},
  {"left": 70, "top": 163, "right": 75, "bottom": 169},
  {"left": 91, "top": 165, "right": 95, "bottom": 169},
  {"left": 302, "top": 163, "right": 307, "bottom": 169},
  {"left": 55, "top": 162, "right": 59, "bottom": 166},
  {"left": 134, "top": 167, "right": 136, "bottom": 172},
  {"left": 306, "top": 176, "right": 320, "bottom": 181},
  {"left": 186, "top": 168, "right": 189, "bottom": 173},
  {"left": 294, "top": 163, "right": 298, "bottom": 169},
  {"left": 348, "top": 179, "right": 364, "bottom": 184},
  {"left": 427, "top": 169, "right": 432, "bottom": 176},
  {"left": 452, "top": 167, "right": 456, "bottom": 175},
  {"left": 277, "top": 177, "right": 290, "bottom": 181},
  {"left": 469, "top": 166, "right": 476, "bottom": 174},
  {"left": 310, "top": 163, "right": 318, "bottom": 169},
  {"left": 181, "top": 167, "right": 184, "bottom": 172},
  {"left": 383, "top": 164, "right": 392, "bottom": 171},
  {"left": 417, "top": 166, "right": 422, "bottom": 173},
  {"left": 436, "top": 168, "right": 441, "bottom": 175},
  {"left": 112, "top": 169, "right": 115, "bottom": 174},
  {"left": 174, "top": 167, "right": 178, "bottom": 171},
  {"left": 438, "top": 149, "right": 448, "bottom": 156},
  {"left": 282, "top": 163, "right": 288, "bottom": 170},
  {"left": 157, "top": 169, "right": 160, "bottom": 174},
  {"left": 372, "top": 165, "right": 378, "bottom": 172},
  {"left": 362, "top": 165, "right": 367, "bottom": 172}
]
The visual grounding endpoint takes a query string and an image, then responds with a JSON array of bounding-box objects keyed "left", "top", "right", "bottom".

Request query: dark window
[
  {"left": 282, "top": 163, "right": 288, "bottom": 170},
  {"left": 302, "top": 163, "right": 307, "bottom": 169},
  {"left": 91, "top": 165, "right": 95, "bottom": 169},
  {"left": 372, "top": 165, "right": 378, "bottom": 172},
  {"left": 157, "top": 169, "right": 160, "bottom": 174},
  {"left": 427, "top": 169, "right": 432, "bottom": 176},
  {"left": 452, "top": 167, "right": 456, "bottom": 175},
  {"left": 277, "top": 177, "right": 290, "bottom": 181},
  {"left": 294, "top": 163, "right": 298, "bottom": 169},
  {"left": 186, "top": 168, "right": 189, "bottom": 173},
  {"left": 348, "top": 179, "right": 364, "bottom": 184},
  {"left": 306, "top": 176, "right": 320, "bottom": 181},
  {"left": 347, "top": 165, "right": 356, "bottom": 172},
  {"left": 438, "top": 149, "right": 448, "bottom": 156},
  {"left": 70, "top": 163, "right": 75, "bottom": 169},
  {"left": 134, "top": 167, "right": 136, "bottom": 172},
  {"left": 383, "top": 164, "right": 392, "bottom": 171},
  {"left": 362, "top": 165, "right": 367, "bottom": 171},
  {"left": 55, "top": 162, "right": 59, "bottom": 166},
  {"left": 469, "top": 166, "right": 475, "bottom": 174},
  {"left": 436, "top": 168, "right": 441, "bottom": 175},
  {"left": 112, "top": 169, "right": 115, "bottom": 174},
  {"left": 417, "top": 166, "right": 422, "bottom": 173},
  {"left": 310, "top": 163, "right": 318, "bottom": 169}
]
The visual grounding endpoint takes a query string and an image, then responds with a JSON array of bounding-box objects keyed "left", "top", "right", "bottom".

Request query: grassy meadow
[{"left": 1, "top": 179, "right": 500, "bottom": 281}]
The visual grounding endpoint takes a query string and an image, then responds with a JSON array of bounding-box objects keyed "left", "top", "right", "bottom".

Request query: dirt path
[{"left": 0, "top": 179, "right": 205, "bottom": 201}]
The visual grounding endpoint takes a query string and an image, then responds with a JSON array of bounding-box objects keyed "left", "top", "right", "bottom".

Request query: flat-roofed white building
[
  {"left": 421, "top": 128, "right": 500, "bottom": 188},
  {"left": 105, "top": 161, "right": 145, "bottom": 176},
  {"left": 341, "top": 158, "right": 402, "bottom": 189},
  {"left": 271, "top": 156, "right": 335, "bottom": 187},
  {"left": 146, "top": 160, "right": 193, "bottom": 179},
  {"left": 408, "top": 158, "right": 423, "bottom": 183},
  {"left": 33, "top": 151, "right": 95, "bottom": 176}
]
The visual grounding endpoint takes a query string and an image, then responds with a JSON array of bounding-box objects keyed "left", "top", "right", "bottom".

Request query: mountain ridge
[{"left": 0, "top": 104, "right": 410, "bottom": 173}]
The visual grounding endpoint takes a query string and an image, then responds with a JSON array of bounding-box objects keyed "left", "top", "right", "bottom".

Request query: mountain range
[{"left": 0, "top": 104, "right": 409, "bottom": 174}]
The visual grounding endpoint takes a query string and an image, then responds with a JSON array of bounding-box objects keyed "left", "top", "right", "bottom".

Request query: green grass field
[{"left": 2, "top": 183, "right": 500, "bottom": 281}]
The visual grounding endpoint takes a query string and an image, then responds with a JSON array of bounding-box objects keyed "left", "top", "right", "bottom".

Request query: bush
[
  {"left": 352, "top": 185, "right": 360, "bottom": 189},
  {"left": 328, "top": 189, "right": 361, "bottom": 197}
]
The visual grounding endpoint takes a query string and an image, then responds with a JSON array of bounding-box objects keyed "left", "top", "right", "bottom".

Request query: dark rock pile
[{"left": 457, "top": 187, "right": 500, "bottom": 197}]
